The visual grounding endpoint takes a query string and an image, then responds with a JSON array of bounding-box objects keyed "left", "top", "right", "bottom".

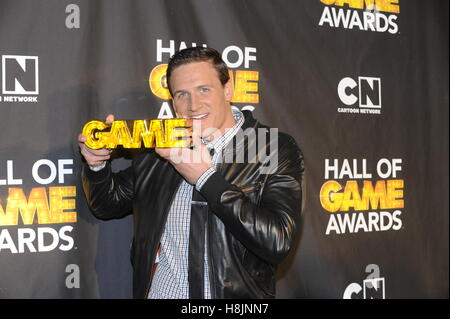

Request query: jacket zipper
[
  {"left": 145, "top": 181, "right": 181, "bottom": 298},
  {"left": 206, "top": 158, "right": 227, "bottom": 299},
  {"left": 206, "top": 210, "right": 216, "bottom": 299}
]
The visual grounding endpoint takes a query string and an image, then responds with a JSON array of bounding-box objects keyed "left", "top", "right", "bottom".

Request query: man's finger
[
  {"left": 89, "top": 154, "right": 111, "bottom": 161},
  {"left": 84, "top": 153, "right": 111, "bottom": 162},
  {"left": 78, "top": 133, "right": 87, "bottom": 143},
  {"left": 156, "top": 147, "right": 183, "bottom": 157},
  {"left": 105, "top": 114, "right": 115, "bottom": 125},
  {"left": 93, "top": 148, "right": 112, "bottom": 156},
  {"left": 79, "top": 143, "right": 111, "bottom": 156},
  {"left": 155, "top": 147, "right": 174, "bottom": 161},
  {"left": 191, "top": 132, "right": 204, "bottom": 149}
]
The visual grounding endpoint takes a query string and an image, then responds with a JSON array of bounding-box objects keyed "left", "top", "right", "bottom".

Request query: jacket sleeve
[
  {"left": 81, "top": 161, "right": 134, "bottom": 220},
  {"left": 199, "top": 135, "right": 304, "bottom": 265}
]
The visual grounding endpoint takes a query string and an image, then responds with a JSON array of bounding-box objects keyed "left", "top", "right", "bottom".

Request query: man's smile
[{"left": 189, "top": 113, "right": 209, "bottom": 121}]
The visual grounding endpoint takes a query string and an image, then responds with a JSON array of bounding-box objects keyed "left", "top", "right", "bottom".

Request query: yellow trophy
[{"left": 82, "top": 118, "right": 192, "bottom": 149}]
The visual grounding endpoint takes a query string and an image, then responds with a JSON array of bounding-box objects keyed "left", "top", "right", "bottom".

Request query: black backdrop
[{"left": 0, "top": 0, "right": 448, "bottom": 298}]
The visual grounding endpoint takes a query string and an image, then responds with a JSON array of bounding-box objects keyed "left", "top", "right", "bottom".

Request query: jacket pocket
[{"left": 243, "top": 250, "right": 276, "bottom": 297}]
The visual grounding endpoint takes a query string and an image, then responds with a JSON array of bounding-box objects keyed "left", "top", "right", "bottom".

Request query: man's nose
[{"left": 188, "top": 93, "right": 202, "bottom": 112}]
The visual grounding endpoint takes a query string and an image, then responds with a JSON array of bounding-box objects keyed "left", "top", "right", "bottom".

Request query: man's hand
[
  {"left": 155, "top": 133, "right": 212, "bottom": 185},
  {"left": 78, "top": 114, "right": 114, "bottom": 167}
]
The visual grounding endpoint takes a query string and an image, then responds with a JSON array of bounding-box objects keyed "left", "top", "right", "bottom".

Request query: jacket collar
[
  {"left": 240, "top": 110, "right": 258, "bottom": 130},
  {"left": 220, "top": 110, "right": 260, "bottom": 162}
]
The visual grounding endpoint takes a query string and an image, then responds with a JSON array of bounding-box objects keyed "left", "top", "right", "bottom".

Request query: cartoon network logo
[
  {"left": 0, "top": 55, "right": 39, "bottom": 103},
  {"left": 344, "top": 264, "right": 386, "bottom": 299},
  {"left": 337, "top": 76, "right": 382, "bottom": 115}
]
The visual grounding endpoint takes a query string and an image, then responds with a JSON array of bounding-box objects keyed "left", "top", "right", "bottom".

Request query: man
[{"left": 79, "top": 47, "right": 304, "bottom": 299}]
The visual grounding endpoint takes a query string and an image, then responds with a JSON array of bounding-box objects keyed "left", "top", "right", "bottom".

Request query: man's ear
[{"left": 224, "top": 79, "right": 234, "bottom": 102}]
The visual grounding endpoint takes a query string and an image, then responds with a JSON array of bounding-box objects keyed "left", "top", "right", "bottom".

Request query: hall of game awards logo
[
  {"left": 318, "top": 0, "right": 400, "bottom": 34},
  {"left": 320, "top": 158, "right": 404, "bottom": 235},
  {"left": 0, "top": 159, "right": 77, "bottom": 254}
]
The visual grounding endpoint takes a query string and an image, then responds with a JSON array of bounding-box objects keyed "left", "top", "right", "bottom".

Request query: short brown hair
[{"left": 166, "top": 47, "right": 230, "bottom": 95}]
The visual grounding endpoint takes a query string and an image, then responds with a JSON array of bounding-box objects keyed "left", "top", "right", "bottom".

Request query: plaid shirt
[{"left": 148, "top": 109, "right": 244, "bottom": 299}]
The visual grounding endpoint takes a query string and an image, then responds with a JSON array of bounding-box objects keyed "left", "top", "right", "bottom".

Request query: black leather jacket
[{"left": 82, "top": 111, "right": 304, "bottom": 299}]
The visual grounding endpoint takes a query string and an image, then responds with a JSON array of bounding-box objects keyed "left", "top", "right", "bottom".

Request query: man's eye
[
  {"left": 200, "top": 87, "right": 209, "bottom": 93},
  {"left": 177, "top": 92, "right": 187, "bottom": 98}
]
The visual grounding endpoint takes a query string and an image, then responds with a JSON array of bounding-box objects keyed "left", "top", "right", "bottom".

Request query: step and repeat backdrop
[{"left": 0, "top": 0, "right": 448, "bottom": 298}]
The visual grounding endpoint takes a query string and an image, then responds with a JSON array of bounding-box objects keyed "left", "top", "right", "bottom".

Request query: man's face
[{"left": 169, "top": 61, "right": 235, "bottom": 141}]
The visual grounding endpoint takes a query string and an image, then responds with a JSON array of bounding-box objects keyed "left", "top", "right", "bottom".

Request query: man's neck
[
  {"left": 203, "top": 108, "right": 238, "bottom": 142},
  {"left": 202, "top": 109, "right": 242, "bottom": 145}
]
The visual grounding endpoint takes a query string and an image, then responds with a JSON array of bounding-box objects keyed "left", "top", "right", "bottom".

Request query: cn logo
[
  {"left": 1, "top": 55, "right": 39, "bottom": 95},
  {"left": 343, "top": 264, "right": 386, "bottom": 299},
  {"left": 338, "top": 76, "right": 381, "bottom": 108}
]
